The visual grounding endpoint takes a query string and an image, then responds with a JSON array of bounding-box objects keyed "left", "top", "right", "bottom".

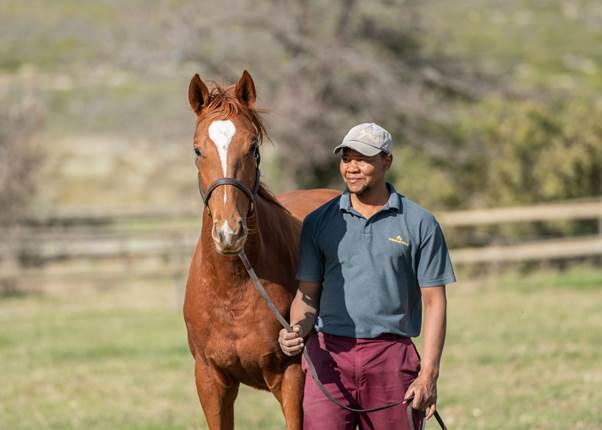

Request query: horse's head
[{"left": 188, "top": 70, "right": 265, "bottom": 256}]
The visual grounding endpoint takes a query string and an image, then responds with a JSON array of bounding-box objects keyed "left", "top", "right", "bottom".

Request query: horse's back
[{"left": 277, "top": 188, "right": 340, "bottom": 222}]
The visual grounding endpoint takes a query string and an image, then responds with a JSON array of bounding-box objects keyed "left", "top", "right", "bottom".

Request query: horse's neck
[{"left": 253, "top": 196, "right": 298, "bottom": 262}]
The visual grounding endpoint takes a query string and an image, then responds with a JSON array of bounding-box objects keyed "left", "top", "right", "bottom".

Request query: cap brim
[{"left": 333, "top": 141, "right": 383, "bottom": 157}]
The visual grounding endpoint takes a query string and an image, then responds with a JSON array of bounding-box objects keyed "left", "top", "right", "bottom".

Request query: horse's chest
[
  {"left": 187, "top": 302, "right": 276, "bottom": 365},
  {"left": 185, "top": 275, "right": 290, "bottom": 387},
  {"left": 199, "top": 330, "right": 275, "bottom": 388}
]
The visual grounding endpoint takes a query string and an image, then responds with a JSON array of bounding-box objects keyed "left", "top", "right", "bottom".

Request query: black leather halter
[{"left": 199, "top": 149, "right": 261, "bottom": 216}]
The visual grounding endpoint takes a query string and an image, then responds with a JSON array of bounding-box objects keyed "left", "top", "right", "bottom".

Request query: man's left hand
[{"left": 404, "top": 374, "right": 438, "bottom": 420}]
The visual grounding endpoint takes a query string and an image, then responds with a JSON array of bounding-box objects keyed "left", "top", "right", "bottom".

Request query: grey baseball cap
[{"left": 334, "top": 123, "right": 392, "bottom": 157}]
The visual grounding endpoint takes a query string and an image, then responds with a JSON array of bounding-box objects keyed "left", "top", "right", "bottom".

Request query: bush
[{"left": 454, "top": 96, "right": 602, "bottom": 208}]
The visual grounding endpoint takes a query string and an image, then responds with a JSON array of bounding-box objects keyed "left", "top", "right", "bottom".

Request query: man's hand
[
  {"left": 404, "top": 374, "right": 438, "bottom": 420},
  {"left": 278, "top": 325, "right": 304, "bottom": 356}
]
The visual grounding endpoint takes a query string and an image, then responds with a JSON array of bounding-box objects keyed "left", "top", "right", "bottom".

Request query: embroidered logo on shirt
[{"left": 388, "top": 235, "right": 409, "bottom": 246}]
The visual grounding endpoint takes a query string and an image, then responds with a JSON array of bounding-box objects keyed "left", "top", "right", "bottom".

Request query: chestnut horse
[{"left": 183, "top": 70, "right": 338, "bottom": 430}]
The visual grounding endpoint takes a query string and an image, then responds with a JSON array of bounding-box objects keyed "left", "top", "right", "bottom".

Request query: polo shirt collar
[{"left": 339, "top": 182, "right": 402, "bottom": 213}]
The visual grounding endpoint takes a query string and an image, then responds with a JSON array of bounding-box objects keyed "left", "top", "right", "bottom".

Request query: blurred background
[{"left": 1, "top": 0, "right": 601, "bottom": 429}]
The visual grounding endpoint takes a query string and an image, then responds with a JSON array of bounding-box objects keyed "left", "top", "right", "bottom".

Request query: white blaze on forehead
[
  {"left": 208, "top": 120, "right": 236, "bottom": 203},
  {"left": 208, "top": 120, "right": 236, "bottom": 176}
]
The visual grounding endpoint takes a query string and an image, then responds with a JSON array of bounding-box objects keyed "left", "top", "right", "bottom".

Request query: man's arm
[
  {"left": 404, "top": 285, "right": 447, "bottom": 419},
  {"left": 278, "top": 281, "right": 322, "bottom": 356}
]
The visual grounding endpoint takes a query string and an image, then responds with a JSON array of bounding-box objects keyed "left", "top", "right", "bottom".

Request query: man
[{"left": 278, "top": 123, "right": 456, "bottom": 429}]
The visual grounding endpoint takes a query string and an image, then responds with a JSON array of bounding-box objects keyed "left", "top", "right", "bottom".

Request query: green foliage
[
  {"left": 388, "top": 94, "right": 601, "bottom": 216},
  {"left": 389, "top": 145, "right": 457, "bottom": 210},
  {"left": 454, "top": 97, "right": 602, "bottom": 207}
]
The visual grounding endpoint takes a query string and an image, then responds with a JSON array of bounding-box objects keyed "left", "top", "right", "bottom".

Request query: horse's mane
[
  {"left": 201, "top": 83, "right": 288, "bottom": 214},
  {"left": 200, "top": 83, "right": 268, "bottom": 144},
  {"left": 258, "top": 183, "right": 289, "bottom": 213}
]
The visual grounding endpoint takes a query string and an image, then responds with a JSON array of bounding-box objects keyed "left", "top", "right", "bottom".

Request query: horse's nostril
[{"left": 236, "top": 221, "right": 246, "bottom": 240}]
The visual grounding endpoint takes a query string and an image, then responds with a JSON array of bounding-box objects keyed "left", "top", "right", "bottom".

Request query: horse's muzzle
[{"left": 211, "top": 219, "right": 247, "bottom": 255}]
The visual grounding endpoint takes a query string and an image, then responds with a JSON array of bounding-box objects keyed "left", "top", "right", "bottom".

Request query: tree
[
  {"left": 165, "top": 0, "right": 485, "bottom": 188},
  {"left": 0, "top": 91, "right": 43, "bottom": 224}
]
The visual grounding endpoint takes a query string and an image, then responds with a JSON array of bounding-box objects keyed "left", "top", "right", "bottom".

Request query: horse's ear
[
  {"left": 188, "top": 74, "right": 210, "bottom": 115},
  {"left": 234, "top": 70, "right": 256, "bottom": 108}
]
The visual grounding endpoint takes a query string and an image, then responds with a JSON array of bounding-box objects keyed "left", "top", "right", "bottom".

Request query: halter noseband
[{"left": 199, "top": 149, "right": 261, "bottom": 216}]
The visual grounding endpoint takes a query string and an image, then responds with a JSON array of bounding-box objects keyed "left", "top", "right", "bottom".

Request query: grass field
[{"left": 1, "top": 266, "right": 601, "bottom": 429}]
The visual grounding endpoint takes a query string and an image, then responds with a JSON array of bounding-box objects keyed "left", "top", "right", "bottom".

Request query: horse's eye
[
  {"left": 250, "top": 138, "right": 259, "bottom": 156},
  {"left": 194, "top": 147, "right": 202, "bottom": 157}
]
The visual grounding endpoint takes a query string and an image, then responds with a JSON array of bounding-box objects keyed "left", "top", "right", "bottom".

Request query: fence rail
[
  {"left": 438, "top": 197, "right": 601, "bottom": 226},
  {"left": 1, "top": 197, "right": 601, "bottom": 286},
  {"left": 451, "top": 235, "right": 602, "bottom": 264}
]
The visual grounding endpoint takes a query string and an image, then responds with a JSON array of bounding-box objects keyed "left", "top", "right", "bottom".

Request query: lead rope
[{"left": 238, "top": 251, "right": 447, "bottom": 430}]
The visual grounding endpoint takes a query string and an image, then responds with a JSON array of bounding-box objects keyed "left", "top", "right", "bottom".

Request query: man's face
[{"left": 339, "top": 148, "right": 392, "bottom": 195}]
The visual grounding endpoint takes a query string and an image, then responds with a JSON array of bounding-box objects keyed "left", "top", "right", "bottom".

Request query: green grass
[
  {"left": 422, "top": 0, "right": 602, "bottom": 93},
  {"left": 1, "top": 268, "right": 601, "bottom": 429},
  {"left": 0, "top": 282, "right": 285, "bottom": 430},
  {"left": 440, "top": 266, "right": 602, "bottom": 429}
]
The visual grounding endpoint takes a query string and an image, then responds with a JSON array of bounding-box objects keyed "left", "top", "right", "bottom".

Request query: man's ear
[
  {"left": 384, "top": 153, "right": 393, "bottom": 170},
  {"left": 188, "top": 74, "right": 210, "bottom": 115}
]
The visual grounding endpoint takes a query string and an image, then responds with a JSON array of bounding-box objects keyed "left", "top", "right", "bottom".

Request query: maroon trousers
[{"left": 302, "top": 331, "right": 424, "bottom": 430}]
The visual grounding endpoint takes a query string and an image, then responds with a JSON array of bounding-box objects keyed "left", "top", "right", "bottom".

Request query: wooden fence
[
  {"left": 441, "top": 197, "right": 602, "bottom": 264},
  {"left": 1, "top": 197, "right": 600, "bottom": 287}
]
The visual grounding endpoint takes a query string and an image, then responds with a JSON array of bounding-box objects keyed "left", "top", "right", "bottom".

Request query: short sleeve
[
  {"left": 296, "top": 215, "right": 324, "bottom": 282},
  {"left": 416, "top": 222, "right": 456, "bottom": 287}
]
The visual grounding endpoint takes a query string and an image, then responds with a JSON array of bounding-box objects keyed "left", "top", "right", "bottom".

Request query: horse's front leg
[
  {"left": 194, "top": 359, "right": 239, "bottom": 430},
  {"left": 262, "top": 354, "right": 304, "bottom": 430},
  {"left": 280, "top": 361, "right": 304, "bottom": 430}
]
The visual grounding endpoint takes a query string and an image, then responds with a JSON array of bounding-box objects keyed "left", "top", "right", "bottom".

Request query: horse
[{"left": 183, "top": 70, "right": 339, "bottom": 430}]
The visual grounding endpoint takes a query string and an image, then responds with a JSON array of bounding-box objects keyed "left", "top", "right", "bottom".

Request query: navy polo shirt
[{"left": 296, "top": 183, "right": 456, "bottom": 338}]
